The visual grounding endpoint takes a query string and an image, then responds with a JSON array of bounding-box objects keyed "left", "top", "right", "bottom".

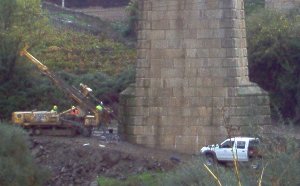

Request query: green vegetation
[
  {"left": 97, "top": 123, "right": 299, "bottom": 186},
  {"left": 0, "top": 122, "right": 49, "bottom": 186},
  {"left": 159, "top": 120, "right": 300, "bottom": 186},
  {"left": 0, "top": 0, "right": 136, "bottom": 119},
  {"left": 0, "top": 0, "right": 50, "bottom": 119},
  {"left": 31, "top": 28, "right": 136, "bottom": 75},
  {"left": 0, "top": 0, "right": 48, "bottom": 65},
  {"left": 246, "top": 8, "right": 300, "bottom": 121},
  {"left": 110, "top": 0, "right": 138, "bottom": 38},
  {"left": 125, "top": 0, "right": 138, "bottom": 37},
  {"left": 1, "top": 0, "right": 299, "bottom": 185},
  {"left": 98, "top": 172, "right": 162, "bottom": 186},
  {"left": 244, "top": 0, "right": 265, "bottom": 15}
]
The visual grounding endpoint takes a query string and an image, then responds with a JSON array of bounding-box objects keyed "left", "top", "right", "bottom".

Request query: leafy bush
[
  {"left": 57, "top": 65, "right": 135, "bottom": 107},
  {"left": 111, "top": 20, "right": 132, "bottom": 38},
  {"left": 0, "top": 64, "right": 72, "bottom": 119},
  {"left": 0, "top": 122, "right": 49, "bottom": 186},
  {"left": 98, "top": 172, "right": 161, "bottom": 186},
  {"left": 125, "top": 0, "right": 138, "bottom": 37},
  {"left": 161, "top": 159, "right": 243, "bottom": 186},
  {"left": 246, "top": 9, "right": 300, "bottom": 121},
  {"left": 244, "top": 0, "right": 264, "bottom": 15},
  {"left": 247, "top": 124, "right": 300, "bottom": 186},
  {"left": 0, "top": 0, "right": 48, "bottom": 83}
]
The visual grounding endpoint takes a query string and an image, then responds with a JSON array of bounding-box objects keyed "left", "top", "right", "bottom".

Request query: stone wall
[
  {"left": 120, "top": 0, "right": 271, "bottom": 154},
  {"left": 265, "top": 0, "right": 300, "bottom": 11}
]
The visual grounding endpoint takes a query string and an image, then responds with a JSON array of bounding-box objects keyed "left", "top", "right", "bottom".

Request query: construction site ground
[
  {"left": 31, "top": 3, "right": 300, "bottom": 186},
  {"left": 28, "top": 4, "right": 191, "bottom": 186},
  {"left": 30, "top": 133, "right": 194, "bottom": 186}
]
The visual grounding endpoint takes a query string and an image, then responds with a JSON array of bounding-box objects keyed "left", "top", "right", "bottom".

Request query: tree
[
  {"left": 0, "top": 122, "right": 49, "bottom": 185},
  {"left": 0, "top": 0, "right": 46, "bottom": 83},
  {"left": 246, "top": 9, "right": 300, "bottom": 121},
  {"left": 0, "top": 0, "right": 49, "bottom": 119}
]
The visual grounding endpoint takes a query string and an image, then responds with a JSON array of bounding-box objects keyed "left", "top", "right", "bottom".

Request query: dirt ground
[
  {"left": 30, "top": 134, "right": 194, "bottom": 186},
  {"left": 29, "top": 124, "right": 300, "bottom": 186}
]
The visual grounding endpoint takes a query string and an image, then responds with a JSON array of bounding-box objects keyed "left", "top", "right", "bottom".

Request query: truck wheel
[{"left": 205, "top": 154, "right": 215, "bottom": 166}]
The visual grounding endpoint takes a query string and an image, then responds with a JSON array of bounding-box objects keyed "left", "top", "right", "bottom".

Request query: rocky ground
[{"left": 30, "top": 132, "right": 194, "bottom": 186}]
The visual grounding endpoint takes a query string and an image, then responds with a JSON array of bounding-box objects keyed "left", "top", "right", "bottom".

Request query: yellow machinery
[{"left": 11, "top": 46, "right": 110, "bottom": 136}]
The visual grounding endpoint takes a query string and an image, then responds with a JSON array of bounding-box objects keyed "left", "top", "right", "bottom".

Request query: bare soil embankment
[{"left": 30, "top": 135, "right": 193, "bottom": 186}]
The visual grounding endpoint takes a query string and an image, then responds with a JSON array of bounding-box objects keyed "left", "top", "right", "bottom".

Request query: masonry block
[{"left": 120, "top": 0, "right": 271, "bottom": 154}]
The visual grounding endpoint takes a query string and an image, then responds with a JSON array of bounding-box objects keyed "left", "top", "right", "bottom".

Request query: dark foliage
[
  {"left": 244, "top": 0, "right": 265, "bottom": 15},
  {"left": 57, "top": 65, "right": 135, "bottom": 107},
  {"left": 0, "top": 122, "right": 49, "bottom": 186},
  {"left": 246, "top": 9, "right": 300, "bottom": 122}
]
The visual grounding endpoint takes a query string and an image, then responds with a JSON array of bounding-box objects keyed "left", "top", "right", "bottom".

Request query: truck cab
[{"left": 200, "top": 137, "right": 260, "bottom": 164}]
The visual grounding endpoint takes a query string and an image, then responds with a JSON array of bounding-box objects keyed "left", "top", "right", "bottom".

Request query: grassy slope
[
  {"left": 31, "top": 27, "right": 136, "bottom": 76},
  {"left": 13, "top": 6, "right": 137, "bottom": 112}
]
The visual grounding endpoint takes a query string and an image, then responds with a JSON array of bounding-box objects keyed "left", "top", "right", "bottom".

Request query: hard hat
[
  {"left": 53, "top": 105, "right": 57, "bottom": 109},
  {"left": 72, "top": 106, "right": 75, "bottom": 109},
  {"left": 96, "top": 105, "right": 101, "bottom": 110}
]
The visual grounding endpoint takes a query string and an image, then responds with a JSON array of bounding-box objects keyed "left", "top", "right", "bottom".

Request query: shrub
[
  {"left": 246, "top": 9, "right": 300, "bottom": 121},
  {"left": 125, "top": 0, "right": 138, "bottom": 37},
  {"left": 0, "top": 122, "right": 49, "bottom": 186},
  {"left": 244, "top": 0, "right": 265, "bottom": 15},
  {"left": 98, "top": 172, "right": 161, "bottom": 186}
]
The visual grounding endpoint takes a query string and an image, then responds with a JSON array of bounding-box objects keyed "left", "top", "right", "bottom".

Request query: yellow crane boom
[{"left": 20, "top": 46, "right": 101, "bottom": 127}]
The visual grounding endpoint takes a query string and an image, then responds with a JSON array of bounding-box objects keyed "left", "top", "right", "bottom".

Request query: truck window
[
  {"left": 221, "top": 140, "right": 234, "bottom": 148},
  {"left": 236, "top": 141, "right": 245, "bottom": 149},
  {"left": 249, "top": 139, "right": 259, "bottom": 148}
]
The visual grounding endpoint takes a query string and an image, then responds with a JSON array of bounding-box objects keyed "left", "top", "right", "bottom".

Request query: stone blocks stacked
[
  {"left": 119, "top": 0, "right": 271, "bottom": 154},
  {"left": 265, "top": 0, "right": 300, "bottom": 11}
]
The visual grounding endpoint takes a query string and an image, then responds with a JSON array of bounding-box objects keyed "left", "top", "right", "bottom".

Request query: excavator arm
[{"left": 20, "top": 46, "right": 101, "bottom": 126}]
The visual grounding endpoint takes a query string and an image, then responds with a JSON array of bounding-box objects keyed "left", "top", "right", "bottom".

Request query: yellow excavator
[{"left": 11, "top": 46, "right": 111, "bottom": 136}]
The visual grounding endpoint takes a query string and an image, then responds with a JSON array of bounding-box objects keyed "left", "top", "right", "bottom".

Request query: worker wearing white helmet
[{"left": 51, "top": 105, "right": 58, "bottom": 112}]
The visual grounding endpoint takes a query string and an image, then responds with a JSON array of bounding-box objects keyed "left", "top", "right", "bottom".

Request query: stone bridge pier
[{"left": 120, "top": 0, "right": 271, "bottom": 154}]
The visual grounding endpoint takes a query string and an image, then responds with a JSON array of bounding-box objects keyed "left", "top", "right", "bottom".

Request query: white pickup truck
[{"left": 200, "top": 137, "right": 261, "bottom": 165}]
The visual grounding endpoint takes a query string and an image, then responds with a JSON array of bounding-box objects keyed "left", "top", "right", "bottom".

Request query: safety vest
[{"left": 96, "top": 105, "right": 103, "bottom": 111}]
